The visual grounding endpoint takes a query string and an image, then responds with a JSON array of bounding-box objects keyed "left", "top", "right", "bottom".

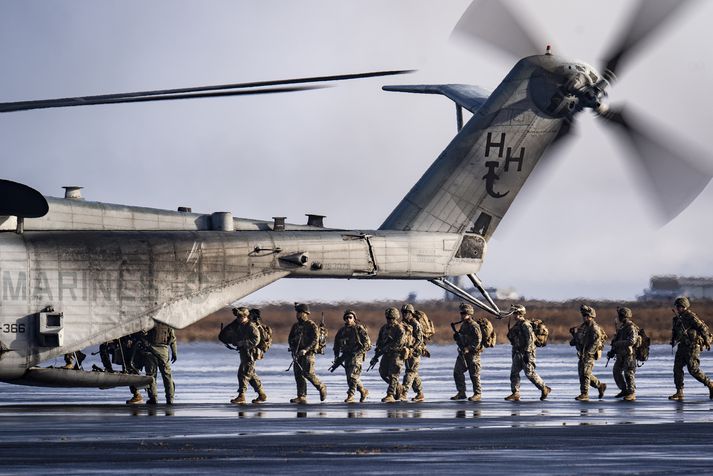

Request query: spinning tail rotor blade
[
  {"left": 0, "top": 69, "right": 414, "bottom": 113},
  {"left": 599, "top": 105, "right": 713, "bottom": 224},
  {"left": 451, "top": 0, "right": 544, "bottom": 60},
  {"left": 602, "top": 0, "right": 694, "bottom": 80}
]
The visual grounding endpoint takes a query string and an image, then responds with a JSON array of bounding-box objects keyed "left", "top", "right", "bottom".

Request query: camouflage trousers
[
  {"left": 454, "top": 351, "right": 481, "bottom": 395},
  {"left": 578, "top": 355, "right": 603, "bottom": 395},
  {"left": 402, "top": 354, "right": 423, "bottom": 395},
  {"left": 510, "top": 350, "right": 545, "bottom": 393},
  {"left": 674, "top": 345, "right": 711, "bottom": 390},
  {"left": 293, "top": 353, "right": 323, "bottom": 398},
  {"left": 238, "top": 349, "right": 264, "bottom": 395},
  {"left": 379, "top": 353, "right": 404, "bottom": 397},
  {"left": 612, "top": 352, "right": 636, "bottom": 394},
  {"left": 342, "top": 353, "right": 366, "bottom": 396},
  {"left": 144, "top": 345, "right": 175, "bottom": 401}
]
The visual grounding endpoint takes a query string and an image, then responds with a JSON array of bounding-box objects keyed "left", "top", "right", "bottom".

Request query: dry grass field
[{"left": 177, "top": 299, "right": 713, "bottom": 345}]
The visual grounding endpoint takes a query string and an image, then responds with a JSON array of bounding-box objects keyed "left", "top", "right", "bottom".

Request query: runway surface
[{"left": 2, "top": 343, "right": 713, "bottom": 474}]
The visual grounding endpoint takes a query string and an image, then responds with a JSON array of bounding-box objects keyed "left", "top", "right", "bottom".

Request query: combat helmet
[
  {"left": 674, "top": 296, "right": 690, "bottom": 309},
  {"left": 580, "top": 304, "right": 596, "bottom": 318},
  {"left": 401, "top": 303, "right": 415, "bottom": 315},
  {"left": 233, "top": 307, "right": 249, "bottom": 318},
  {"left": 343, "top": 309, "right": 357, "bottom": 320},
  {"left": 385, "top": 307, "right": 400, "bottom": 320},
  {"left": 511, "top": 304, "right": 526, "bottom": 316},
  {"left": 459, "top": 302, "right": 474, "bottom": 315},
  {"left": 617, "top": 307, "right": 632, "bottom": 319}
]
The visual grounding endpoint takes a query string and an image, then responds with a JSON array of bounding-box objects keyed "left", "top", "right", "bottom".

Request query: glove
[
  {"left": 370, "top": 356, "right": 379, "bottom": 366},
  {"left": 171, "top": 353, "right": 177, "bottom": 363},
  {"left": 299, "top": 349, "right": 307, "bottom": 356},
  {"left": 606, "top": 350, "right": 614, "bottom": 359}
]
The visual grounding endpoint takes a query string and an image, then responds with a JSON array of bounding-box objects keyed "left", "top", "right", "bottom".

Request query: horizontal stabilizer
[
  {"left": 5, "top": 367, "right": 153, "bottom": 389},
  {"left": 382, "top": 84, "right": 490, "bottom": 113}
]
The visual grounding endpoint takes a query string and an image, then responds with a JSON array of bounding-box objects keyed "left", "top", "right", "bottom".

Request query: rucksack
[
  {"left": 414, "top": 310, "right": 436, "bottom": 341},
  {"left": 256, "top": 321, "right": 272, "bottom": 354},
  {"left": 477, "top": 316, "right": 496, "bottom": 348},
  {"left": 315, "top": 320, "right": 328, "bottom": 355},
  {"left": 218, "top": 320, "right": 240, "bottom": 347},
  {"left": 635, "top": 328, "right": 651, "bottom": 364},
  {"left": 531, "top": 319, "right": 549, "bottom": 347}
]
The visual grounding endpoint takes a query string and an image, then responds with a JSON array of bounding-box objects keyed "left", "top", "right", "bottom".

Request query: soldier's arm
[
  {"left": 412, "top": 321, "right": 424, "bottom": 347},
  {"left": 303, "top": 321, "right": 319, "bottom": 353},
  {"left": 333, "top": 327, "right": 344, "bottom": 357},
  {"left": 469, "top": 323, "right": 482, "bottom": 353},
  {"left": 169, "top": 329, "right": 178, "bottom": 361},
  {"left": 247, "top": 324, "right": 260, "bottom": 349},
  {"left": 523, "top": 323, "right": 534, "bottom": 348},
  {"left": 288, "top": 324, "right": 298, "bottom": 352}
]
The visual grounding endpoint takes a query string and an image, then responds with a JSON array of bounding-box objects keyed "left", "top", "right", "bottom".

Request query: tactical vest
[{"left": 149, "top": 322, "right": 173, "bottom": 346}]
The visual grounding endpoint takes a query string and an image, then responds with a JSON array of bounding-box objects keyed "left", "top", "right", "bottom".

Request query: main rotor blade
[
  {"left": 599, "top": 105, "right": 713, "bottom": 224},
  {"left": 602, "top": 0, "right": 694, "bottom": 81},
  {"left": 0, "top": 69, "right": 414, "bottom": 113},
  {"left": 451, "top": 0, "right": 544, "bottom": 60}
]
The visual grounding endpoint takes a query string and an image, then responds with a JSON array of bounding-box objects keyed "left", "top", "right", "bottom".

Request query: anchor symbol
[{"left": 483, "top": 161, "right": 509, "bottom": 198}]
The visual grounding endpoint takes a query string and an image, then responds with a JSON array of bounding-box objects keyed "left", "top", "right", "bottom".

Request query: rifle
[
  {"left": 286, "top": 327, "right": 304, "bottom": 372},
  {"left": 329, "top": 353, "right": 347, "bottom": 372},
  {"left": 450, "top": 320, "right": 468, "bottom": 368},
  {"left": 367, "top": 333, "right": 394, "bottom": 371}
]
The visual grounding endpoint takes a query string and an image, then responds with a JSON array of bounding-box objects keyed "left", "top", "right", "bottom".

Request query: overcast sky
[{"left": 2, "top": 0, "right": 712, "bottom": 303}]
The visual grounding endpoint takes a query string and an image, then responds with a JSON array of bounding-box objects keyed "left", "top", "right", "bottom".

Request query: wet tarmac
[{"left": 2, "top": 343, "right": 713, "bottom": 474}]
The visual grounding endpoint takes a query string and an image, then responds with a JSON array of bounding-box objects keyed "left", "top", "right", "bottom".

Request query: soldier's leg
[
  {"left": 612, "top": 357, "right": 626, "bottom": 391},
  {"left": 523, "top": 356, "right": 546, "bottom": 391},
  {"left": 673, "top": 347, "right": 686, "bottom": 390},
  {"left": 293, "top": 356, "right": 307, "bottom": 397},
  {"left": 155, "top": 347, "right": 174, "bottom": 402},
  {"left": 403, "top": 356, "right": 422, "bottom": 395},
  {"left": 388, "top": 357, "right": 404, "bottom": 397},
  {"left": 353, "top": 356, "right": 368, "bottom": 399},
  {"left": 510, "top": 353, "right": 523, "bottom": 393},
  {"left": 144, "top": 355, "right": 159, "bottom": 400},
  {"left": 467, "top": 353, "right": 482, "bottom": 396},
  {"left": 302, "top": 354, "right": 324, "bottom": 390},
  {"left": 237, "top": 354, "right": 250, "bottom": 394},
  {"left": 685, "top": 348, "right": 712, "bottom": 387},
  {"left": 453, "top": 355, "right": 467, "bottom": 394},
  {"left": 379, "top": 358, "right": 390, "bottom": 387},
  {"left": 624, "top": 355, "right": 637, "bottom": 394},
  {"left": 578, "top": 358, "right": 588, "bottom": 394},
  {"left": 99, "top": 343, "right": 114, "bottom": 372}
]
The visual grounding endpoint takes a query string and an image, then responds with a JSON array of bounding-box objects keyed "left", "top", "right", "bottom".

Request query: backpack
[
  {"left": 414, "top": 310, "right": 436, "bottom": 342},
  {"left": 315, "top": 320, "right": 328, "bottom": 355},
  {"left": 218, "top": 320, "right": 240, "bottom": 346},
  {"left": 593, "top": 323, "right": 608, "bottom": 360},
  {"left": 256, "top": 321, "right": 272, "bottom": 354},
  {"left": 531, "top": 319, "right": 549, "bottom": 347},
  {"left": 477, "top": 316, "right": 496, "bottom": 348},
  {"left": 635, "top": 328, "right": 651, "bottom": 364}
]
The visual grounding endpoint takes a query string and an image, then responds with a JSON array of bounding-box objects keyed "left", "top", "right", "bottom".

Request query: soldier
[
  {"left": 288, "top": 303, "right": 327, "bottom": 404},
  {"left": 144, "top": 321, "right": 178, "bottom": 405},
  {"left": 228, "top": 307, "right": 267, "bottom": 405},
  {"left": 570, "top": 304, "right": 607, "bottom": 401},
  {"left": 370, "top": 307, "right": 407, "bottom": 403},
  {"left": 333, "top": 309, "right": 370, "bottom": 403},
  {"left": 669, "top": 297, "right": 713, "bottom": 401},
  {"left": 123, "top": 332, "right": 147, "bottom": 405},
  {"left": 451, "top": 303, "right": 483, "bottom": 402},
  {"left": 607, "top": 307, "right": 639, "bottom": 402},
  {"left": 505, "top": 305, "right": 551, "bottom": 401},
  {"left": 400, "top": 303, "right": 425, "bottom": 402}
]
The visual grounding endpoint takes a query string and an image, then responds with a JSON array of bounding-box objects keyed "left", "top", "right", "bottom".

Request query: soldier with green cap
[
  {"left": 570, "top": 304, "right": 607, "bottom": 401},
  {"left": 505, "top": 304, "right": 551, "bottom": 401},
  {"left": 607, "top": 307, "right": 639, "bottom": 402},
  {"left": 333, "top": 309, "right": 371, "bottom": 403},
  {"left": 144, "top": 321, "right": 178, "bottom": 405},
  {"left": 370, "top": 307, "right": 407, "bottom": 403},
  {"left": 400, "top": 303, "right": 425, "bottom": 402},
  {"left": 669, "top": 297, "right": 713, "bottom": 401},
  {"left": 451, "top": 302, "right": 483, "bottom": 402},
  {"left": 229, "top": 307, "right": 267, "bottom": 405},
  {"left": 288, "top": 303, "right": 327, "bottom": 404}
]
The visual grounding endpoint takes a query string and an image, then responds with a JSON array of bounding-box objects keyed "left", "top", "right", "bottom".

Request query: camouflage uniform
[
  {"left": 401, "top": 306, "right": 424, "bottom": 401},
  {"left": 144, "top": 322, "right": 178, "bottom": 404},
  {"left": 608, "top": 308, "right": 638, "bottom": 401},
  {"left": 570, "top": 305, "right": 606, "bottom": 400},
  {"left": 669, "top": 297, "right": 713, "bottom": 400},
  {"left": 452, "top": 305, "right": 483, "bottom": 401},
  {"left": 506, "top": 307, "right": 549, "bottom": 401},
  {"left": 288, "top": 303, "right": 326, "bottom": 403},
  {"left": 333, "top": 310, "right": 370, "bottom": 402},
  {"left": 231, "top": 308, "right": 266, "bottom": 404},
  {"left": 122, "top": 332, "right": 146, "bottom": 404},
  {"left": 371, "top": 308, "right": 407, "bottom": 402}
]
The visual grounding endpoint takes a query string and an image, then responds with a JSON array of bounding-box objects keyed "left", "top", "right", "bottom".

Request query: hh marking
[{"left": 482, "top": 132, "right": 526, "bottom": 198}]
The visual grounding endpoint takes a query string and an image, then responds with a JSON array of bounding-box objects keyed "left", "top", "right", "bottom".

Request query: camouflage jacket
[
  {"left": 402, "top": 317, "right": 424, "bottom": 353},
  {"left": 455, "top": 318, "right": 482, "bottom": 354},
  {"left": 334, "top": 323, "right": 370, "bottom": 357},
  {"left": 233, "top": 320, "right": 261, "bottom": 352},
  {"left": 672, "top": 309, "right": 712, "bottom": 350},
  {"left": 507, "top": 318, "right": 535, "bottom": 353},
  {"left": 375, "top": 322, "right": 406, "bottom": 357},
  {"left": 288, "top": 318, "right": 319, "bottom": 354},
  {"left": 611, "top": 318, "right": 638, "bottom": 356},
  {"left": 571, "top": 319, "right": 605, "bottom": 357},
  {"left": 147, "top": 322, "right": 177, "bottom": 355}
]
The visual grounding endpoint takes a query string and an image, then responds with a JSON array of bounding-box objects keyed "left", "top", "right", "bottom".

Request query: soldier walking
[
  {"left": 144, "top": 321, "right": 178, "bottom": 405},
  {"left": 333, "top": 309, "right": 371, "bottom": 403},
  {"left": 123, "top": 332, "right": 147, "bottom": 405},
  {"left": 607, "top": 307, "right": 639, "bottom": 402},
  {"left": 400, "top": 304, "right": 425, "bottom": 402},
  {"left": 570, "top": 304, "right": 607, "bottom": 401},
  {"left": 669, "top": 297, "right": 713, "bottom": 401},
  {"left": 451, "top": 303, "right": 483, "bottom": 402},
  {"left": 505, "top": 305, "right": 550, "bottom": 401},
  {"left": 370, "top": 307, "right": 407, "bottom": 403},
  {"left": 288, "top": 303, "right": 327, "bottom": 404},
  {"left": 229, "top": 307, "right": 267, "bottom": 405}
]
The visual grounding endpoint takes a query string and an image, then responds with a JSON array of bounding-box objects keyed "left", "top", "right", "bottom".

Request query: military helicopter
[{"left": 0, "top": 0, "right": 710, "bottom": 390}]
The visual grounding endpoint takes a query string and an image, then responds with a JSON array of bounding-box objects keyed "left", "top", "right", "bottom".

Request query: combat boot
[
  {"left": 165, "top": 397, "right": 173, "bottom": 405},
  {"left": 668, "top": 389, "right": 684, "bottom": 401},
  {"left": 252, "top": 392, "right": 267, "bottom": 404},
  {"left": 290, "top": 396, "right": 307, "bottom": 404},
  {"left": 381, "top": 395, "right": 396, "bottom": 403},
  {"left": 540, "top": 386, "right": 552, "bottom": 401},
  {"left": 318, "top": 385, "right": 328, "bottom": 402},
  {"left": 709, "top": 383, "right": 713, "bottom": 400},
  {"left": 126, "top": 393, "right": 144, "bottom": 405},
  {"left": 230, "top": 393, "right": 246, "bottom": 405},
  {"left": 504, "top": 392, "right": 520, "bottom": 401},
  {"left": 146, "top": 397, "right": 158, "bottom": 405},
  {"left": 411, "top": 392, "right": 425, "bottom": 402},
  {"left": 468, "top": 393, "right": 481, "bottom": 402},
  {"left": 614, "top": 390, "right": 626, "bottom": 398},
  {"left": 574, "top": 393, "right": 589, "bottom": 402},
  {"left": 450, "top": 392, "right": 466, "bottom": 401},
  {"left": 623, "top": 392, "right": 636, "bottom": 402},
  {"left": 359, "top": 388, "right": 369, "bottom": 402},
  {"left": 598, "top": 383, "right": 607, "bottom": 399},
  {"left": 344, "top": 393, "right": 356, "bottom": 404}
]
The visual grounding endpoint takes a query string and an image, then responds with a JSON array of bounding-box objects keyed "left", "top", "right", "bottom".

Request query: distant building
[
  {"left": 443, "top": 276, "right": 520, "bottom": 301},
  {"left": 639, "top": 275, "right": 713, "bottom": 301}
]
